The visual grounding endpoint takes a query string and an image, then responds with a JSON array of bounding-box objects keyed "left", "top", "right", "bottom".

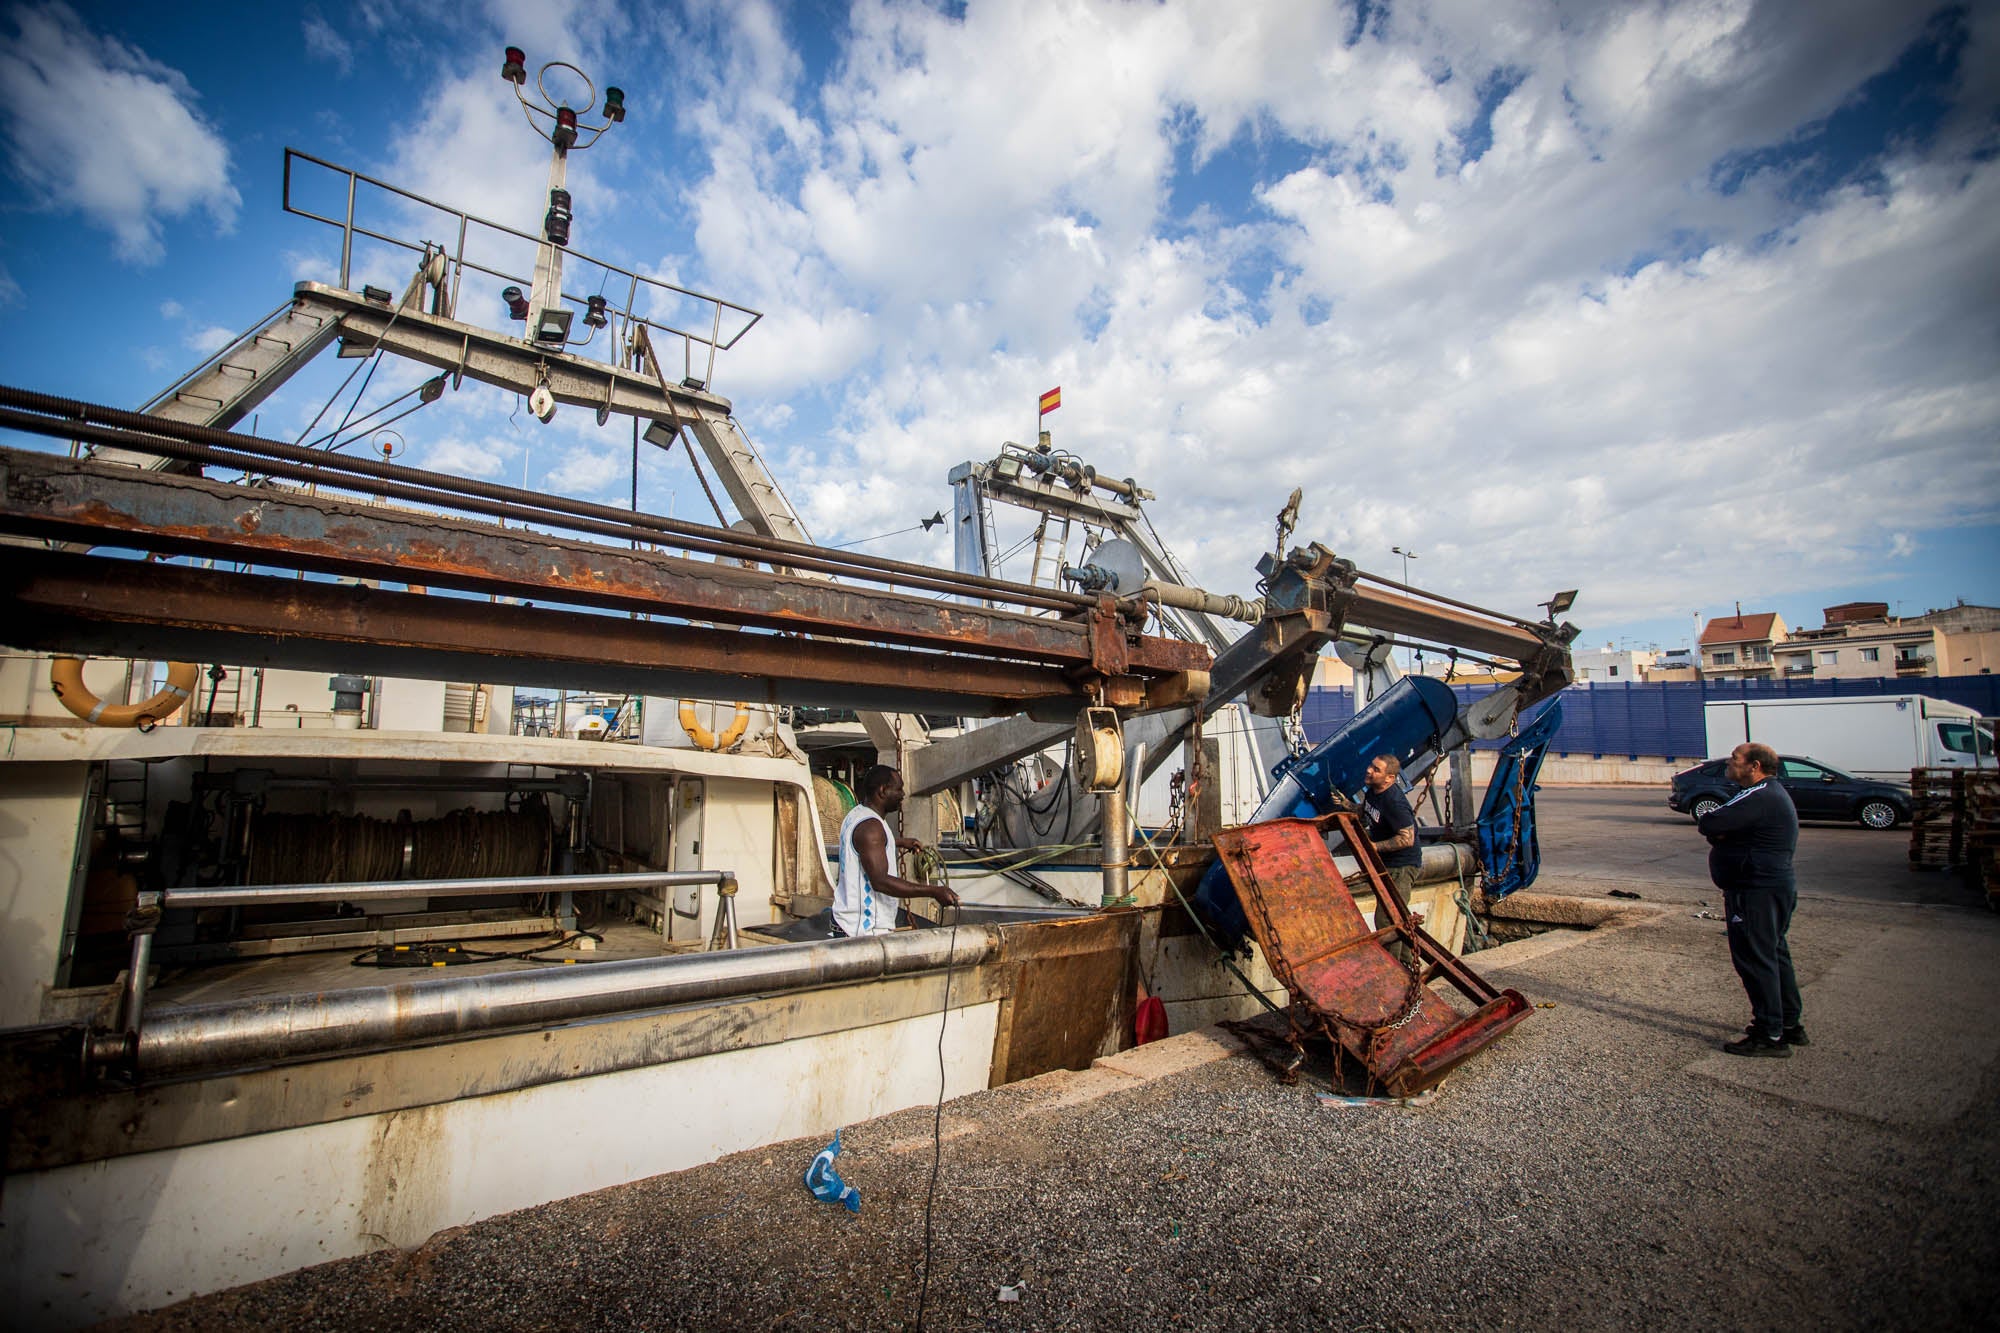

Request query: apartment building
[
  {"left": 1698, "top": 611, "right": 1787, "bottom": 680},
  {"left": 1774, "top": 601, "right": 2000, "bottom": 680}
]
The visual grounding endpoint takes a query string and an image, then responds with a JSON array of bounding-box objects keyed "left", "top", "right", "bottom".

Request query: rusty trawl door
[{"left": 1211, "top": 811, "right": 1529, "bottom": 1096}]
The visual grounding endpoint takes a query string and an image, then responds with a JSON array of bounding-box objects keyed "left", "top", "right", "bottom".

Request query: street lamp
[{"left": 1391, "top": 546, "right": 1418, "bottom": 670}]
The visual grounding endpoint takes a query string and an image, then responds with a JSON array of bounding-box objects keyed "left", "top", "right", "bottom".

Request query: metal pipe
[
  {"left": 1138, "top": 580, "right": 1264, "bottom": 623},
  {"left": 129, "top": 926, "right": 1002, "bottom": 1079},
  {"left": 1, "top": 406, "right": 1086, "bottom": 615},
  {"left": 1100, "top": 786, "right": 1129, "bottom": 906},
  {"left": 1352, "top": 568, "right": 1544, "bottom": 631},
  {"left": 0, "top": 386, "right": 1093, "bottom": 611},
  {"left": 123, "top": 892, "right": 160, "bottom": 1045},
  {"left": 164, "top": 870, "right": 730, "bottom": 910}
]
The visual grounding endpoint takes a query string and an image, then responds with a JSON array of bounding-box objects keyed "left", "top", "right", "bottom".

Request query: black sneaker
[
  {"left": 1723, "top": 1032, "right": 1792, "bottom": 1058},
  {"left": 1782, "top": 1025, "right": 1809, "bottom": 1047}
]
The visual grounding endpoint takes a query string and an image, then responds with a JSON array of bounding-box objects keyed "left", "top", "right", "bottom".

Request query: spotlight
[
  {"left": 1542, "top": 590, "right": 1578, "bottom": 618},
  {"left": 502, "top": 286, "right": 530, "bottom": 320},
  {"left": 501, "top": 46, "right": 527, "bottom": 85}
]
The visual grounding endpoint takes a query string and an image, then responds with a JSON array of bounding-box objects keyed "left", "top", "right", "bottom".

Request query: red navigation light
[
  {"left": 501, "top": 47, "right": 527, "bottom": 85},
  {"left": 553, "top": 105, "right": 578, "bottom": 151},
  {"left": 502, "top": 286, "right": 529, "bottom": 320}
]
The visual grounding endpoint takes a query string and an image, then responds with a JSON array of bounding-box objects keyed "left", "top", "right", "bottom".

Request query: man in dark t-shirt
[{"left": 1359, "top": 753, "right": 1423, "bottom": 932}]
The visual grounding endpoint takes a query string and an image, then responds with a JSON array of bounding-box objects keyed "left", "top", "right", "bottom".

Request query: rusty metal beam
[
  {"left": 0, "top": 549, "right": 1098, "bottom": 716},
  {"left": 0, "top": 447, "right": 1207, "bottom": 684},
  {"left": 1338, "top": 584, "right": 1553, "bottom": 664}
]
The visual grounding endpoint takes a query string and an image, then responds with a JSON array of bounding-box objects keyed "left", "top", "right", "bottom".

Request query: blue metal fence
[{"left": 1305, "top": 675, "right": 2000, "bottom": 760}]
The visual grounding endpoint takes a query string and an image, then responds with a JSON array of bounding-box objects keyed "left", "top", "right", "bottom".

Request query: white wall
[
  {"left": 0, "top": 999, "right": 1002, "bottom": 1327},
  {"left": 0, "top": 762, "right": 90, "bottom": 1026}
]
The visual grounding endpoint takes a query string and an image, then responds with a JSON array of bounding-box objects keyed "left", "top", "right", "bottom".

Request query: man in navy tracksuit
[{"left": 1697, "top": 742, "right": 1806, "bottom": 1058}]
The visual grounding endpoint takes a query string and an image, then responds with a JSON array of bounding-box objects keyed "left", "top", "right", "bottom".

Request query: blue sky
[{"left": 1, "top": 0, "right": 1995, "bottom": 657}]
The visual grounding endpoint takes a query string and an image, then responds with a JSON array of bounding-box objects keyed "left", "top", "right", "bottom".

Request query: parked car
[{"left": 1667, "top": 754, "right": 1910, "bottom": 830}]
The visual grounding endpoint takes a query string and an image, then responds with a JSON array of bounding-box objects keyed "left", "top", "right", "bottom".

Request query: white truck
[{"left": 1704, "top": 695, "right": 1995, "bottom": 784}]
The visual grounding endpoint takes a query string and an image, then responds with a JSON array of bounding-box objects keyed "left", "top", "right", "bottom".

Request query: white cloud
[
  {"left": 644, "top": 0, "right": 1993, "bottom": 634},
  {"left": 544, "top": 442, "right": 628, "bottom": 495},
  {"left": 0, "top": 263, "right": 21, "bottom": 307},
  {"left": 302, "top": 11, "right": 353, "bottom": 73},
  {"left": 421, "top": 436, "right": 510, "bottom": 480},
  {"left": 0, "top": 3, "right": 239, "bottom": 263},
  {"left": 184, "top": 325, "right": 236, "bottom": 355}
]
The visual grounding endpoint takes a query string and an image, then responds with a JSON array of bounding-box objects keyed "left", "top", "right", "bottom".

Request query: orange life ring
[
  {"left": 679, "top": 698, "right": 751, "bottom": 751},
  {"left": 49, "top": 658, "right": 200, "bottom": 728}
]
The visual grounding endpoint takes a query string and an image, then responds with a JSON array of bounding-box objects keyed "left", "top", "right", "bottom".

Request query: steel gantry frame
[{"left": 0, "top": 388, "right": 1211, "bottom": 720}]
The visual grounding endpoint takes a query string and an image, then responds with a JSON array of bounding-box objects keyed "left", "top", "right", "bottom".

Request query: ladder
[
  {"left": 89, "top": 299, "right": 343, "bottom": 470},
  {"left": 100, "top": 759, "right": 151, "bottom": 846}
]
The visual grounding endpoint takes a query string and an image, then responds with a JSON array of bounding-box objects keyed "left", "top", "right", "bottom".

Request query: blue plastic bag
[{"left": 803, "top": 1129, "right": 860, "bottom": 1213}]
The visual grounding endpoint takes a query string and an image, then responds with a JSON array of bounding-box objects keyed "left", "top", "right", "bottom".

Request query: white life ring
[
  {"left": 49, "top": 658, "right": 200, "bottom": 729},
  {"left": 679, "top": 698, "right": 751, "bottom": 751}
]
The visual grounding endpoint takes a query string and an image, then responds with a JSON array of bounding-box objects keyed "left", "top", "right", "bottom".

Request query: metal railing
[{"left": 282, "top": 148, "right": 763, "bottom": 393}]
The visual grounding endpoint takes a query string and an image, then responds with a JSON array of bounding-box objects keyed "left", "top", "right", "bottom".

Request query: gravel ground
[{"left": 101, "top": 874, "right": 2000, "bottom": 1333}]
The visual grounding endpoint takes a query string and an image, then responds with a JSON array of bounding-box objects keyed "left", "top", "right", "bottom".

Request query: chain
[
  {"left": 1185, "top": 706, "right": 1206, "bottom": 816},
  {"left": 1502, "top": 749, "right": 1527, "bottom": 887},
  {"left": 1165, "top": 768, "right": 1187, "bottom": 842},
  {"left": 1283, "top": 697, "right": 1310, "bottom": 757}
]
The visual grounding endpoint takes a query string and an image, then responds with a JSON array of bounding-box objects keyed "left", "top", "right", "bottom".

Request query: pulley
[{"left": 1074, "top": 706, "right": 1124, "bottom": 793}]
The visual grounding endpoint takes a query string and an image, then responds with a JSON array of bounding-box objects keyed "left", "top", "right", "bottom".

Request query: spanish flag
[{"left": 1038, "top": 386, "right": 1061, "bottom": 416}]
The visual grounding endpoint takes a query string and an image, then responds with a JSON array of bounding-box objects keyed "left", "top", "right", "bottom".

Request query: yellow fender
[
  {"left": 50, "top": 658, "right": 200, "bottom": 729},
  {"left": 679, "top": 698, "right": 751, "bottom": 751}
]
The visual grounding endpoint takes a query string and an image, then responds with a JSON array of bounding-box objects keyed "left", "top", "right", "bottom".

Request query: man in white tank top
[{"left": 835, "top": 765, "right": 959, "bottom": 936}]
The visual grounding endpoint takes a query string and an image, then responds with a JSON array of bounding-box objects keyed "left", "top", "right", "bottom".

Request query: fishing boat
[{"left": 0, "top": 84, "right": 1575, "bottom": 1327}]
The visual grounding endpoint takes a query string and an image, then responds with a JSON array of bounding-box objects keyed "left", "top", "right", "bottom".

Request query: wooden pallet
[{"left": 1907, "top": 769, "right": 2000, "bottom": 871}]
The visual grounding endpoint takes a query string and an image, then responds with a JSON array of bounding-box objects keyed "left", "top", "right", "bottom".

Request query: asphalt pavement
[{"left": 104, "top": 788, "right": 2000, "bottom": 1332}]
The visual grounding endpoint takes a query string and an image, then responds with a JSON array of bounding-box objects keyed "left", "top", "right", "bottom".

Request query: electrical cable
[
  {"left": 290, "top": 354, "right": 372, "bottom": 447},
  {"left": 911, "top": 845, "right": 956, "bottom": 1332},
  {"left": 349, "top": 929, "right": 604, "bottom": 969}
]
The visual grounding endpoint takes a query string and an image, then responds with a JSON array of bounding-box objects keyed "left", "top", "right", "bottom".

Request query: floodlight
[{"left": 535, "top": 306, "right": 574, "bottom": 344}]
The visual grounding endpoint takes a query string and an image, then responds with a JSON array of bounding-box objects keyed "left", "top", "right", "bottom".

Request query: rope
[
  {"left": 1129, "top": 818, "right": 1282, "bottom": 1017},
  {"left": 245, "top": 808, "right": 552, "bottom": 885}
]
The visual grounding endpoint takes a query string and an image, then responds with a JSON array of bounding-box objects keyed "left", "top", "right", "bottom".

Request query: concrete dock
[{"left": 104, "top": 790, "right": 2000, "bottom": 1331}]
